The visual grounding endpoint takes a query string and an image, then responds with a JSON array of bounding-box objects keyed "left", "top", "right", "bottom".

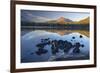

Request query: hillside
[
  {"left": 76, "top": 17, "right": 90, "bottom": 24},
  {"left": 47, "top": 17, "right": 89, "bottom": 25},
  {"left": 47, "top": 17, "right": 73, "bottom": 24}
]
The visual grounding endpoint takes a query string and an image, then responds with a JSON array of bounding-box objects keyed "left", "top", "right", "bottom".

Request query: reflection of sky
[{"left": 21, "top": 10, "right": 90, "bottom": 21}]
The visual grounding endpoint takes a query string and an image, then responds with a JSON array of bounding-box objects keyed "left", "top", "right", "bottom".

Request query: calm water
[{"left": 21, "top": 30, "right": 89, "bottom": 63}]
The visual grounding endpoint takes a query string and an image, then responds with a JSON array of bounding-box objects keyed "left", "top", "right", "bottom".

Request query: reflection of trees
[{"left": 21, "top": 21, "right": 89, "bottom": 31}]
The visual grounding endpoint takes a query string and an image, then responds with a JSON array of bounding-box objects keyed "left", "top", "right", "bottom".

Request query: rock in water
[{"left": 21, "top": 30, "right": 89, "bottom": 63}]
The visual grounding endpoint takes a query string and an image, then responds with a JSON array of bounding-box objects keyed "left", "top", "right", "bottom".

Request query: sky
[{"left": 21, "top": 10, "right": 90, "bottom": 22}]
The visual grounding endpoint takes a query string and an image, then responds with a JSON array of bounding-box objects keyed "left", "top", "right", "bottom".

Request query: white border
[{"left": 15, "top": 4, "right": 94, "bottom": 69}]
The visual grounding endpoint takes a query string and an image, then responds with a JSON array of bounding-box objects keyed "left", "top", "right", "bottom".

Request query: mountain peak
[
  {"left": 58, "top": 17, "right": 65, "bottom": 20},
  {"left": 57, "top": 17, "right": 73, "bottom": 24}
]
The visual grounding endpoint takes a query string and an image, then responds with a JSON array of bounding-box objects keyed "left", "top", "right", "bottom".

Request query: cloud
[{"left": 21, "top": 11, "right": 51, "bottom": 22}]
